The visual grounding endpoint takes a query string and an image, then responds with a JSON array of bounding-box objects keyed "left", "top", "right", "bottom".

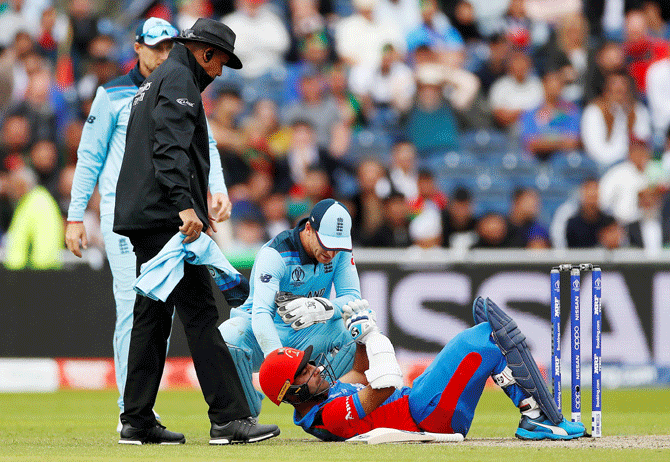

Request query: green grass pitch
[{"left": 0, "top": 388, "right": 668, "bottom": 461}]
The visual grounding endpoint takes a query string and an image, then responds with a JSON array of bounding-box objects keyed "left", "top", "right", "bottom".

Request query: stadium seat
[{"left": 459, "top": 129, "right": 512, "bottom": 153}]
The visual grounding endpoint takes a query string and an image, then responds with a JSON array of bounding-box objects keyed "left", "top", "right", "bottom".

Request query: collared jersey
[
  {"left": 238, "top": 218, "right": 361, "bottom": 356},
  {"left": 68, "top": 64, "right": 226, "bottom": 222},
  {"left": 294, "top": 381, "right": 417, "bottom": 441}
]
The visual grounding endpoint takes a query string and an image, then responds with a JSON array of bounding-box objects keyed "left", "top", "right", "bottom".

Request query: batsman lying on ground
[{"left": 258, "top": 296, "right": 587, "bottom": 441}]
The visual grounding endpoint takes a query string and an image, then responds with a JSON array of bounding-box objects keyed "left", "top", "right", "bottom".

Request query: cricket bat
[{"left": 346, "top": 428, "right": 465, "bottom": 444}]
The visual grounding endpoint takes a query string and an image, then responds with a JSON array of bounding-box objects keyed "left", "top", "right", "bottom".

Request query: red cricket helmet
[{"left": 259, "top": 345, "right": 313, "bottom": 406}]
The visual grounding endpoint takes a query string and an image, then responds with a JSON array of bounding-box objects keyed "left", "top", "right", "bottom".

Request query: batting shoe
[
  {"left": 515, "top": 414, "right": 586, "bottom": 440},
  {"left": 209, "top": 417, "right": 280, "bottom": 445},
  {"left": 118, "top": 422, "right": 185, "bottom": 445}
]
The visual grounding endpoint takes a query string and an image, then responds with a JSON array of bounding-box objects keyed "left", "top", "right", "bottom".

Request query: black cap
[{"left": 175, "top": 18, "right": 243, "bottom": 69}]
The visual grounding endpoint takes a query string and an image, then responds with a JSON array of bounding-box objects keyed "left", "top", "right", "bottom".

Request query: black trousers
[{"left": 120, "top": 229, "right": 251, "bottom": 428}]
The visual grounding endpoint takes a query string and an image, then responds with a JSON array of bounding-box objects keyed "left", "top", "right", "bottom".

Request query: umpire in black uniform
[{"left": 114, "top": 18, "right": 279, "bottom": 445}]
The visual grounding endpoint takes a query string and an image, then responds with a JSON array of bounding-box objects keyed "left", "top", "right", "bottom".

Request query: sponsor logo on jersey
[
  {"left": 133, "top": 81, "right": 151, "bottom": 106},
  {"left": 324, "top": 262, "right": 333, "bottom": 273},
  {"left": 86, "top": 116, "right": 96, "bottom": 124},
  {"left": 259, "top": 273, "right": 272, "bottom": 283},
  {"left": 176, "top": 97, "right": 194, "bottom": 107},
  {"left": 306, "top": 288, "right": 325, "bottom": 298}
]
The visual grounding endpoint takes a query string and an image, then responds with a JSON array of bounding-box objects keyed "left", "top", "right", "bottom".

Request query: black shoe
[
  {"left": 119, "top": 422, "right": 186, "bottom": 445},
  {"left": 209, "top": 417, "right": 280, "bottom": 445}
]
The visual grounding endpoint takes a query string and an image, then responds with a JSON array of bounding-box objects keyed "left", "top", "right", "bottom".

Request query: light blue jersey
[
  {"left": 240, "top": 218, "right": 361, "bottom": 355},
  {"left": 220, "top": 218, "right": 361, "bottom": 416},
  {"left": 67, "top": 63, "right": 228, "bottom": 414}
]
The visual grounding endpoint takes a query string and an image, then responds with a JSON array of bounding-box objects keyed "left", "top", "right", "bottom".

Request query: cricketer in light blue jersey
[
  {"left": 219, "top": 199, "right": 361, "bottom": 416},
  {"left": 65, "top": 18, "right": 232, "bottom": 419}
]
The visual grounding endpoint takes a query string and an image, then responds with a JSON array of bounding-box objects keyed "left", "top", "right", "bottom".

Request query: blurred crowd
[{"left": 3, "top": 0, "right": 670, "bottom": 269}]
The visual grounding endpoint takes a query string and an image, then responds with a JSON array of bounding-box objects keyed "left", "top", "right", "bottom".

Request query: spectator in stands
[
  {"left": 360, "top": 191, "right": 411, "bottom": 247},
  {"left": 2, "top": 30, "right": 35, "bottom": 107},
  {"left": 2, "top": 165, "right": 63, "bottom": 269},
  {"left": 348, "top": 158, "right": 390, "bottom": 245},
  {"left": 0, "top": 114, "right": 31, "bottom": 172},
  {"left": 348, "top": 43, "right": 416, "bottom": 130},
  {"left": 174, "top": 0, "right": 211, "bottom": 31},
  {"left": 328, "top": 60, "right": 367, "bottom": 129},
  {"left": 441, "top": 185, "right": 478, "bottom": 249},
  {"left": 565, "top": 177, "right": 616, "bottom": 248},
  {"left": 472, "top": 211, "right": 512, "bottom": 248},
  {"left": 274, "top": 119, "right": 353, "bottom": 196},
  {"left": 60, "top": 118, "right": 84, "bottom": 166},
  {"left": 645, "top": 55, "right": 670, "bottom": 146},
  {"left": 28, "top": 139, "right": 61, "bottom": 200},
  {"left": 283, "top": 65, "right": 341, "bottom": 147},
  {"left": 502, "top": 0, "right": 550, "bottom": 52},
  {"left": 437, "top": 0, "right": 509, "bottom": 38},
  {"left": 0, "top": 0, "right": 41, "bottom": 50},
  {"left": 36, "top": 6, "right": 69, "bottom": 64},
  {"left": 506, "top": 186, "right": 550, "bottom": 248},
  {"left": 221, "top": 0, "right": 290, "bottom": 80},
  {"left": 407, "top": 0, "right": 465, "bottom": 67},
  {"left": 228, "top": 199, "right": 268, "bottom": 256},
  {"left": 75, "top": 33, "right": 122, "bottom": 104},
  {"left": 375, "top": 0, "right": 422, "bottom": 38},
  {"left": 475, "top": 32, "right": 510, "bottom": 97},
  {"left": 599, "top": 137, "right": 652, "bottom": 225},
  {"left": 643, "top": 0, "right": 670, "bottom": 40},
  {"left": 412, "top": 46, "right": 481, "bottom": 130},
  {"left": 335, "top": 0, "right": 405, "bottom": 67},
  {"left": 583, "top": 0, "right": 627, "bottom": 41},
  {"left": 403, "top": 62, "right": 460, "bottom": 155},
  {"left": 520, "top": 68, "right": 581, "bottom": 160},
  {"left": 408, "top": 204, "right": 442, "bottom": 248},
  {"left": 408, "top": 169, "right": 448, "bottom": 216},
  {"left": 584, "top": 41, "right": 625, "bottom": 104},
  {"left": 388, "top": 140, "right": 419, "bottom": 200},
  {"left": 581, "top": 71, "right": 652, "bottom": 170},
  {"left": 626, "top": 185, "right": 669, "bottom": 251},
  {"left": 243, "top": 98, "right": 288, "bottom": 156},
  {"left": 208, "top": 87, "right": 248, "bottom": 186},
  {"left": 622, "top": 9, "right": 669, "bottom": 94},
  {"left": 261, "top": 192, "right": 291, "bottom": 238},
  {"left": 8, "top": 61, "right": 65, "bottom": 145},
  {"left": 535, "top": 12, "right": 589, "bottom": 105},
  {"left": 67, "top": 0, "right": 103, "bottom": 80},
  {"left": 449, "top": 0, "right": 484, "bottom": 46},
  {"left": 597, "top": 214, "right": 625, "bottom": 250},
  {"left": 489, "top": 51, "right": 544, "bottom": 132},
  {"left": 284, "top": 0, "right": 336, "bottom": 64},
  {"left": 295, "top": 167, "right": 334, "bottom": 206},
  {"left": 284, "top": 27, "right": 335, "bottom": 103}
]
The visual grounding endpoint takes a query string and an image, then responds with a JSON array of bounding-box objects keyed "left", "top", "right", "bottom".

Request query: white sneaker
[{"left": 116, "top": 409, "right": 161, "bottom": 433}]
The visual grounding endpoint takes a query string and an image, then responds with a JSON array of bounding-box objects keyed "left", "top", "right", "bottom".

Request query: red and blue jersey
[{"left": 294, "top": 381, "right": 419, "bottom": 441}]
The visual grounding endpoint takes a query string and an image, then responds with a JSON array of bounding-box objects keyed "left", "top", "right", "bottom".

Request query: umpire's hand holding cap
[{"left": 175, "top": 18, "right": 243, "bottom": 69}]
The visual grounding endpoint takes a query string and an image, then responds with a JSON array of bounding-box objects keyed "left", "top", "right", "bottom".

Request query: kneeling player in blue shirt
[
  {"left": 259, "top": 297, "right": 586, "bottom": 441},
  {"left": 219, "top": 199, "right": 363, "bottom": 417}
]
